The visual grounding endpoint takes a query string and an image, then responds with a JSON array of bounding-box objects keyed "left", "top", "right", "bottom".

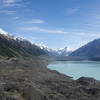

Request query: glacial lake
[{"left": 48, "top": 61, "right": 100, "bottom": 80}]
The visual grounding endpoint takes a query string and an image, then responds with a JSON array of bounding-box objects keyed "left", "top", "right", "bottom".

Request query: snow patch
[{"left": 0, "top": 28, "right": 8, "bottom": 35}]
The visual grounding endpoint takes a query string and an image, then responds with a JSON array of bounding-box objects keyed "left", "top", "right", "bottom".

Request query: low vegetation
[{"left": 0, "top": 57, "right": 100, "bottom": 100}]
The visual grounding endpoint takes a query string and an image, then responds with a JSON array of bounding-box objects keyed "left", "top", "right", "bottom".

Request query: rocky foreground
[{"left": 0, "top": 57, "right": 100, "bottom": 100}]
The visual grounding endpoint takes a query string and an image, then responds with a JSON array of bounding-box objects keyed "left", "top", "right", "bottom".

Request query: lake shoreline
[
  {"left": 48, "top": 60, "right": 100, "bottom": 80},
  {"left": 0, "top": 57, "right": 100, "bottom": 100}
]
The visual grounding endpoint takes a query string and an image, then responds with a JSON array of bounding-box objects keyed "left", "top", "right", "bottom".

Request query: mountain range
[
  {"left": 0, "top": 29, "right": 71, "bottom": 57},
  {"left": 38, "top": 44, "right": 72, "bottom": 56},
  {"left": 0, "top": 29, "right": 47, "bottom": 57},
  {"left": 1, "top": 29, "right": 100, "bottom": 60}
]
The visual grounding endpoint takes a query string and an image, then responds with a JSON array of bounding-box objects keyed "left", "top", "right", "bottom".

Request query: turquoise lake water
[{"left": 48, "top": 61, "right": 100, "bottom": 80}]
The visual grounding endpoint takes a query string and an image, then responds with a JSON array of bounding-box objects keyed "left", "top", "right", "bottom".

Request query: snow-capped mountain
[
  {"left": 36, "top": 44, "right": 72, "bottom": 56},
  {"left": 55, "top": 47, "right": 72, "bottom": 56},
  {"left": 0, "top": 28, "right": 47, "bottom": 57},
  {"left": 0, "top": 28, "right": 8, "bottom": 35},
  {"left": 57, "top": 47, "right": 68, "bottom": 56},
  {"left": 34, "top": 43, "right": 59, "bottom": 56},
  {"left": 0, "top": 28, "right": 72, "bottom": 57}
]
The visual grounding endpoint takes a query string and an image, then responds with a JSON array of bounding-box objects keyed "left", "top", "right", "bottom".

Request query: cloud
[
  {"left": 3, "top": 0, "right": 17, "bottom": 4},
  {"left": 13, "top": 16, "right": 19, "bottom": 20},
  {"left": 1, "top": 0, "right": 23, "bottom": 7},
  {"left": 66, "top": 8, "right": 79, "bottom": 15},
  {"left": 0, "top": 10, "right": 16, "bottom": 14},
  {"left": 31, "top": 19, "right": 45, "bottom": 24},
  {"left": 21, "top": 26, "right": 100, "bottom": 38},
  {"left": 21, "top": 26, "right": 68, "bottom": 34},
  {"left": 85, "top": 23, "right": 100, "bottom": 28},
  {"left": 84, "top": 9, "right": 100, "bottom": 28},
  {"left": 23, "top": 19, "right": 45, "bottom": 24},
  {"left": 78, "top": 32, "right": 100, "bottom": 38}
]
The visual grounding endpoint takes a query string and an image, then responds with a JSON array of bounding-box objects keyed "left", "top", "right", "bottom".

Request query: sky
[{"left": 0, "top": 0, "right": 100, "bottom": 50}]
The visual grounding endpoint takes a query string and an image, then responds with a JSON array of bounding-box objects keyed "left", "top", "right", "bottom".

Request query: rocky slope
[
  {"left": 0, "top": 33, "right": 46, "bottom": 57},
  {"left": 0, "top": 29, "right": 72, "bottom": 58},
  {"left": 70, "top": 38, "right": 100, "bottom": 58},
  {"left": 0, "top": 57, "right": 100, "bottom": 100}
]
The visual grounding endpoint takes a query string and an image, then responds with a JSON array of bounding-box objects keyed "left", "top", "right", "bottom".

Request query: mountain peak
[
  {"left": 70, "top": 38, "right": 100, "bottom": 58},
  {"left": 0, "top": 28, "right": 8, "bottom": 35}
]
